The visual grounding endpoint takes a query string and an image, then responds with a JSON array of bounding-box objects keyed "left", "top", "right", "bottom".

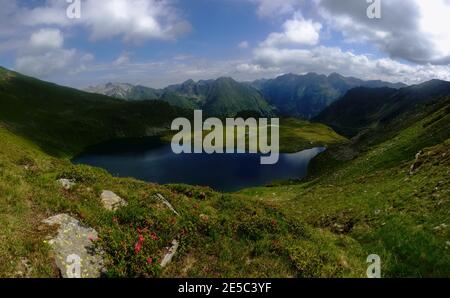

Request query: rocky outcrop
[
  {"left": 43, "top": 214, "right": 104, "bottom": 278},
  {"left": 100, "top": 190, "right": 128, "bottom": 211}
]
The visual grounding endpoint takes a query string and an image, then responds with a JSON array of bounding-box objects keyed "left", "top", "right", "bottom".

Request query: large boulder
[{"left": 43, "top": 214, "right": 104, "bottom": 278}]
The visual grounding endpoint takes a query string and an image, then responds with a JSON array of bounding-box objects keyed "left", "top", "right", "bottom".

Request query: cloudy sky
[{"left": 1, "top": 0, "right": 450, "bottom": 88}]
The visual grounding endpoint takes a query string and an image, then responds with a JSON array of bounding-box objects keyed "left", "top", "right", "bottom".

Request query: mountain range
[
  {"left": 87, "top": 72, "right": 406, "bottom": 118},
  {"left": 87, "top": 77, "right": 275, "bottom": 117},
  {"left": 252, "top": 72, "right": 406, "bottom": 118}
]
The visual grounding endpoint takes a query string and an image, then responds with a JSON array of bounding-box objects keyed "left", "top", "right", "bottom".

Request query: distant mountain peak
[
  {"left": 85, "top": 82, "right": 160, "bottom": 101},
  {"left": 414, "top": 79, "right": 450, "bottom": 88},
  {"left": 216, "top": 76, "right": 236, "bottom": 82},
  {"left": 304, "top": 72, "right": 322, "bottom": 77},
  {"left": 181, "top": 79, "right": 195, "bottom": 85},
  {"left": 328, "top": 72, "right": 344, "bottom": 79}
]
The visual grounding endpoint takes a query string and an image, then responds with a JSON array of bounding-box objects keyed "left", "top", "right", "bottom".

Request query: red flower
[
  {"left": 134, "top": 234, "right": 145, "bottom": 255},
  {"left": 134, "top": 242, "right": 142, "bottom": 254},
  {"left": 149, "top": 232, "right": 159, "bottom": 241},
  {"left": 146, "top": 258, "right": 153, "bottom": 265}
]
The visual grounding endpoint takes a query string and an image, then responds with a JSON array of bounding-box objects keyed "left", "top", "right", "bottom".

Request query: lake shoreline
[{"left": 73, "top": 138, "right": 326, "bottom": 192}]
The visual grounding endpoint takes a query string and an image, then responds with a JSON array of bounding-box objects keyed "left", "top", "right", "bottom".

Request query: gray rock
[
  {"left": 100, "top": 190, "right": 128, "bottom": 211},
  {"left": 43, "top": 214, "right": 104, "bottom": 278},
  {"left": 160, "top": 239, "right": 179, "bottom": 268},
  {"left": 409, "top": 150, "right": 424, "bottom": 175},
  {"left": 57, "top": 179, "right": 76, "bottom": 190}
]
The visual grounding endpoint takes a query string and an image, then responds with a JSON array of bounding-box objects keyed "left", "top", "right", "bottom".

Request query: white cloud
[
  {"left": 15, "top": 28, "right": 92, "bottom": 79},
  {"left": 236, "top": 63, "right": 265, "bottom": 74},
  {"left": 113, "top": 52, "right": 131, "bottom": 66},
  {"left": 15, "top": 49, "right": 92, "bottom": 78},
  {"left": 29, "top": 28, "right": 64, "bottom": 52},
  {"left": 262, "top": 13, "right": 322, "bottom": 47},
  {"left": 2, "top": 0, "right": 191, "bottom": 43},
  {"left": 316, "top": 0, "right": 450, "bottom": 65},
  {"left": 238, "top": 41, "right": 250, "bottom": 49},
  {"left": 249, "top": 0, "right": 303, "bottom": 18},
  {"left": 80, "top": 0, "right": 191, "bottom": 42},
  {"left": 237, "top": 1, "right": 450, "bottom": 84},
  {"left": 2, "top": 0, "right": 191, "bottom": 80}
]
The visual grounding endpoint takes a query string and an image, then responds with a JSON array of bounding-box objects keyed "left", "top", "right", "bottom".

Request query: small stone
[
  {"left": 199, "top": 214, "right": 209, "bottom": 221},
  {"left": 161, "top": 240, "right": 179, "bottom": 268},
  {"left": 58, "top": 179, "right": 76, "bottom": 190},
  {"left": 433, "top": 224, "right": 448, "bottom": 231},
  {"left": 100, "top": 190, "right": 128, "bottom": 211},
  {"left": 339, "top": 255, "right": 349, "bottom": 268}
]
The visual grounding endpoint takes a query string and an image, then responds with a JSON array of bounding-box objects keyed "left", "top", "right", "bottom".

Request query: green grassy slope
[
  {"left": 279, "top": 118, "right": 347, "bottom": 153},
  {"left": 240, "top": 102, "right": 450, "bottom": 276}
]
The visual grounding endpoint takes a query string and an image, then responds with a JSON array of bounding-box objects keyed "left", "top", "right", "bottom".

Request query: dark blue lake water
[{"left": 73, "top": 138, "right": 325, "bottom": 192}]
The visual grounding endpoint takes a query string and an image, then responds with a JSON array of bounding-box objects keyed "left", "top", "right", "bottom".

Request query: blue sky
[{"left": 1, "top": 0, "right": 450, "bottom": 88}]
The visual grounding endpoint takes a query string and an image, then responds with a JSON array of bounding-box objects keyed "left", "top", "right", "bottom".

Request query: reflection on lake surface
[{"left": 73, "top": 138, "right": 325, "bottom": 192}]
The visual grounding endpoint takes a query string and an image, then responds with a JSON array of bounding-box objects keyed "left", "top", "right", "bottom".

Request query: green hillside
[
  {"left": 0, "top": 67, "right": 190, "bottom": 157},
  {"left": 315, "top": 80, "right": 450, "bottom": 138},
  {"left": 202, "top": 77, "right": 274, "bottom": 117}
]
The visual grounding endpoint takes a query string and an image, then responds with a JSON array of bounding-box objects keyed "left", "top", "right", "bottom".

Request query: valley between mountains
[{"left": 0, "top": 66, "right": 449, "bottom": 277}]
